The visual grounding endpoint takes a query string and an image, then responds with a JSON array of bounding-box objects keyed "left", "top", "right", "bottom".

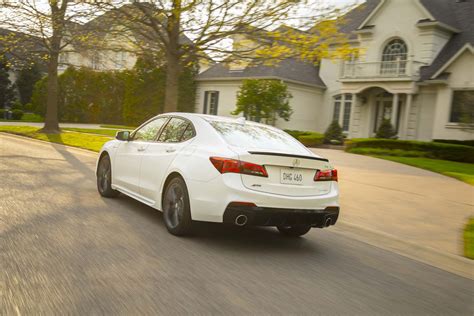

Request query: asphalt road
[{"left": 1, "top": 134, "right": 473, "bottom": 315}]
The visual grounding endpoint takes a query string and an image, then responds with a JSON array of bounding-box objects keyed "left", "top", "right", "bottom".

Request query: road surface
[{"left": 1, "top": 134, "right": 473, "bottom": 315}]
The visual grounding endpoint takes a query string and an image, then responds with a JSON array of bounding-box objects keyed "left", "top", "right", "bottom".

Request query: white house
[{"left": 195, "top": 0, "right": 474, "bottom": 141}]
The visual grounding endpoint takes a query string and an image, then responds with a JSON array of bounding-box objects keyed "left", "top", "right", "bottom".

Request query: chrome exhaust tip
[
  {"left": 235, "top": 214, "right": 248, "bottom": 226},
  {"left": 325, "top": 218, "right": 332, "bottom": 227}
]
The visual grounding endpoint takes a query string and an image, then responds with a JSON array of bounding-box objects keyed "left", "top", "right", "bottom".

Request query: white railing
[{"left": 340, "top": 60, "right": 426, "bottom": 80}]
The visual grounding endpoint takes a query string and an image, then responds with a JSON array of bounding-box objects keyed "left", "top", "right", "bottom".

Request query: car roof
[{"left": 161, "top": 112, "right": 274, "bottom": 128}]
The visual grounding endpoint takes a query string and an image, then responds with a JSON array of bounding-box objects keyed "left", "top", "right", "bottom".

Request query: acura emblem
[{"left": 292, "top": 159, "right": 300, "bottom": 167}]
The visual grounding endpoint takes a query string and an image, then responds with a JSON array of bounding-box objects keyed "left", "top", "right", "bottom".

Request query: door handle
[
  {"left": 137, "top": 147, "right": 146, "bottom": 152},
  {"left": 166, "top": 147, "right": 176, "bottom": 153}
]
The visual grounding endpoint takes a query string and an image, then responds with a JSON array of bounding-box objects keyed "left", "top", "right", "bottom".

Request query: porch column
[
  {"left": 348, "top": 93, "right": 357, "bottom": 137},
  {"left": 391, "top": 93, "right": 399, "bottom": 126},
  {"left": 403, "top": 94, "right": 413, "bottom": 139}
]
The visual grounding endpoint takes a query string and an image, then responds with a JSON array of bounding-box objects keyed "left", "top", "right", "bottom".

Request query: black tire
[
  {"left": 97, "top": 155, "right": 119, "bottom": 198},
  {"left": 277, "top": 225, "right": 311, "bottom": 237},
  {"left": 162, "top": 177, "right": 193, "bottom": 236}
]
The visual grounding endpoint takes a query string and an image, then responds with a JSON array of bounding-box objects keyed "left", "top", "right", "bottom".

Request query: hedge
[
  {"left": 346, "top": 138, "right": 474, "bottom": 163},
  {"left": 434, "top": 139, "right": 474, "bottom": 147},
  {"left": 284, "top": 129, "right": 324, "bottom": 147},
  {"left": 31, "top": 60, "right": 197, "bottom": 126}
]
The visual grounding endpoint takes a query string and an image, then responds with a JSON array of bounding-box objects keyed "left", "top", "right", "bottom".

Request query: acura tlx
[{"left": 96, "top": 113, "right": 339, "bottom": 237}]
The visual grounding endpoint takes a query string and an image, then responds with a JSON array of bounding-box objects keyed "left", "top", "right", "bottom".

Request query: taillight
[
  {"left": 210, "top": 157, "right": 268, "bottom": 177},
  {"left": 314, "top": 169, "right": 338, "bottom": 182}
]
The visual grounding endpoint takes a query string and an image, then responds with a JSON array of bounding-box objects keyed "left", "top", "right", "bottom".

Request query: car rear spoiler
[{"left": 247, "top": 151, "right": 329, "bottom": 162}]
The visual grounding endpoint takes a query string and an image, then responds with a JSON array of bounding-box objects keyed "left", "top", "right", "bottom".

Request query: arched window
[{"left": 381, "top": 39, "right": 408, "bottom": 75}]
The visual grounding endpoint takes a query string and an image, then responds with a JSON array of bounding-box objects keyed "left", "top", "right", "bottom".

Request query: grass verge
[
  {"left": 0, "top": 113, "right": 44, "bottom": 122},
  {"left": 0, "top": 126, "right": 111, "bottom": 152},
  {"left": 464, "top": 218, "right": 474, "bottom": 260},
  {"left": 63, "top": 127, "right": 121, "bottom": 137},
  {"left": 100, "top": 124, "right": 136, "bottom": 130},
  {"left": 373, "top": 155, "right": 474, "bottom": 185}
]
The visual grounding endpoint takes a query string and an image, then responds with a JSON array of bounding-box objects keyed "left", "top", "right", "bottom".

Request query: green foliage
[
  {"left": 15, "top": 63, "right": 43, "bottom": 105},
  {"left": 11, "top": 109, "right": 24, "bottom": 120},
  {"left": 283, "top": 129, "right": 323, "bottom": 147},
  {"left": 284, "top": 129, "right": 311, "bottom": 139},
  {"left": 0, "top": 109, "right": 7, "bottom": 119},
  {"left": 233, "top": 79, "right": 292, "bottom": 124},
  {"left": 376, "top": 119, "right": 397, "bottom": 139},
  {"left": 299, "top": 134, "right": 324, "bottom": 147},
  {"left": 21, "top": 113, "right": 43, "bottom": 122},
  {"left": 434, "top": 139, "right": 474, "bottom": 147},
  {"left": 346, "top": 139, "right": 474, "bottom": 163},
  {"left": 464, "top": 218, "right": 474, "bottom": 259},
  {"left": 323, "top": 120, "right": 344, "bottom": 144},
  {"left": 31, "top": 63, "right": 196, "bottom": 126},
  {"left": 0, "top": 59, "right": 15, "bottom": 109},
  {"left": 348, "top": 148, "right": 427, "bottom": 158}
]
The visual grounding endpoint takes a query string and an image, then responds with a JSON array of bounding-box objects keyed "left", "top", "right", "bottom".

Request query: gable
[{"left": 360, "top": 0, "right": 430, "bottom": 29}]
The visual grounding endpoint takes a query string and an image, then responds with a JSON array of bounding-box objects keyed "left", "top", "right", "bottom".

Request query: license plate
[{"left": 280, "top": 168, "right": 304, "bottom": 185}]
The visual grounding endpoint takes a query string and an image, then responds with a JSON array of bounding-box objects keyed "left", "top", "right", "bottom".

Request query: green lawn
[
  {"left": 100, "top": 124, "right": 136, "bottom": 130},
  {"left": 0, "top": 126, "right": 111, "bottom": 152},
  {"left": 62, "top": 127, "right": 121, "bottom": 137},
  {"left": 374, "top": 156, "right": 474, "bottom": 185}
]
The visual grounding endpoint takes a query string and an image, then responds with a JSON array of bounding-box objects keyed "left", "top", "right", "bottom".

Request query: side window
[
  {"left": 133, "top": 117, "right": 168, "bottom": 142},
  {"left": 181, "top": 124, "right": 195, "bottom": 142},
  {"left": 158, "top": 118, "right": 190, "bottom": 143}
]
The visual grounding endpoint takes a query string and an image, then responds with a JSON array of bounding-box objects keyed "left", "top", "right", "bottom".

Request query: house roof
[
  {"left": 196, "top": 58, "right": 325, "bottom": 88},
  {"left": 419, "top": 0, "right": 474, "bottom": 81}
]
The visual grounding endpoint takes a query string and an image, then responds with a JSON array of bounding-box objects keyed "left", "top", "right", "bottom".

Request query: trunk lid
[{"left": 237, "top": 150, "right": 334, "bottom": 197}]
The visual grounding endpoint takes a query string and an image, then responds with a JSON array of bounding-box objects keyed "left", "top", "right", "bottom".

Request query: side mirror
[{"left": 116, "top": 131, "right": 131, "bottom": 141}]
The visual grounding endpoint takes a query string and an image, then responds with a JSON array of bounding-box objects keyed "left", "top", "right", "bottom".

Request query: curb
[{"left": 332, "top": 221, "right": 473, "bottom": 280}]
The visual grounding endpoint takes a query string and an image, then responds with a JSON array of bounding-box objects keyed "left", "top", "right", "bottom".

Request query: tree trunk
[
  {"left": 41, "top": 53, "right": 60, "bottom": 133},
  {"left": 163, "top": 0, "right": 181, "bottom": 113},
  {"left": 164, "top": 53, "right": 180, "bottom": 113},
  {"left": 40, "top": 3, "right": 65, "bottom": 134}
]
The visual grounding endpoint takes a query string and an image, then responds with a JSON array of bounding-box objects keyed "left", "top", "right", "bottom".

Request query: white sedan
[{"left": 96, "top": 113, "right": 339, "bottom": 237}]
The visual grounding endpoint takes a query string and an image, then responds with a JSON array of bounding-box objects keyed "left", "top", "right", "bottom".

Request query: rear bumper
[{"left": 223, "top": 205, "right": 339, "bottom": 228}]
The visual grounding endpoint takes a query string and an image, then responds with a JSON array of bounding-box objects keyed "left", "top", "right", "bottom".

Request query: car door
[
  {"left": 139, "top": 117, "right": 196, "bottom": 202},
  {"left": 113, "top": 117, "right": 169, "bottom": 195}
]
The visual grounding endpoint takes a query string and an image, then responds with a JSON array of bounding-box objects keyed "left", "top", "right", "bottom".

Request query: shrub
[
  {"left": 434, "top": 139, "right": 474, "bottom": 147},
  {"left": 464, "top": 218, "right": 474, "bottom": 260},
  {"left": 348, "top": 148, "right": 427, "bottom": 157},
  {"left": 11, "top": 109, "right": 24, "bottom": 120},
  {"left": 345, "top": 139, "right": 474, "bottom": 163},
  {"left": 323, "top": 121, "right": 344, "bottom": 144},
  {"left": 284, "top": 129, "right": 311, "bottom": 139},
  {"left": 0, "top": 108, "right": 8, "bottom": 119},
  {"left": 299, "top": 133, "right": 324, "bottom": 147},
  {"left": 376, "top": 119, "right": 397, "bottom": 139}
]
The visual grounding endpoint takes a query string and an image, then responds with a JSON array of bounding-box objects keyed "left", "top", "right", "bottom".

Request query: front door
[
  {"left": 139, "top": 117, "right": 195, "bottom": 203},
  {"left": 373, "top": 93, "right": 402, "bottom": 133},
  {"left": 113, "top": 117, "right": 169, "bottom": 195}
]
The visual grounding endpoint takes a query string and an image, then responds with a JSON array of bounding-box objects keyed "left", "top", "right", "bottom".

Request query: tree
[
  {"left": 232, "top": 79, "right": 292, "bottom": 124},
  {"left": 0, "top": 58, "right": 15, "bottom": 109},
  {"left": 95, "top": 0, "right": 316, "bottom": 113},
  {"left": 323, "top": 120, "right": 344, "bottom": 144},
  {"left": 0, "top": 1, "right": 101, "bottom": 133},
  {"left": 15, "top": 63, "right": 43, "bottom": 106},
  {"left": 376, "top": 119, "right": 397, "bottom": 139}
]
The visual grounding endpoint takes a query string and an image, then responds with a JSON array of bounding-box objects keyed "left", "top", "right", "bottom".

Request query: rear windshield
[{"left": 209, "top": 120, "right": 309, "bottom": 154}]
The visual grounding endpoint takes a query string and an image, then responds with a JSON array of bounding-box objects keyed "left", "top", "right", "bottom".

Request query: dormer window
[{"left": 381, "top": 39, "right": 407, "bottom": 76}]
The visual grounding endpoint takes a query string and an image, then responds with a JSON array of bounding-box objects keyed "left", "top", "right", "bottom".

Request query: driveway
[
  {"left": 1, "top": 134, "right": 472, "bottom": 314},
  {"left": 311, "top": 148, "right": 474, "bottom": 258}
]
